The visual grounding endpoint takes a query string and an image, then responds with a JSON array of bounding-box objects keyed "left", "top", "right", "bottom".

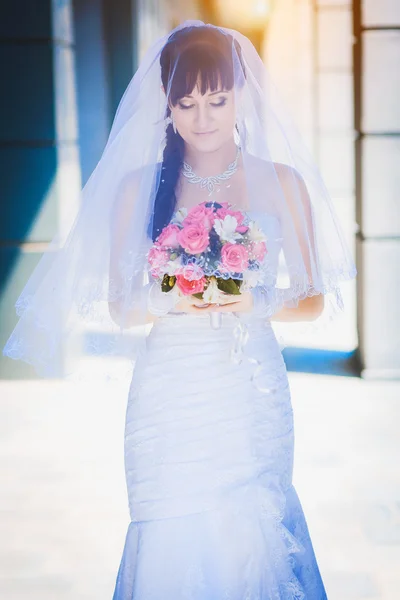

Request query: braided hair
[{"left": 149, "top": 25, "right": 245, "bottom": 241}]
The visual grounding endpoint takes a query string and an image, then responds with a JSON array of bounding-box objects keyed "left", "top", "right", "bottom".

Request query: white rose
[
  {"left": 202, "top": 277, "right": 222, "bottom": 304},
  {"left": 243, "top": 269, "right": 263, "bottom": 288},
  {"left": 172, "top": 207, "right": 188, "bottom": 225},
  {"left": 165, "top": 256, "right": 182, "bottom": 274},
  {"left": 213, "top": 215, "right": 242, "bottom": 243},
  {"left": 247, "top": 220, "right": 267, "bottom": 242}
]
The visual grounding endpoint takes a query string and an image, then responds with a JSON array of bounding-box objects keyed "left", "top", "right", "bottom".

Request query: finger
[{"left": 192, "top": 304, "right": 211, "bottom": 311}]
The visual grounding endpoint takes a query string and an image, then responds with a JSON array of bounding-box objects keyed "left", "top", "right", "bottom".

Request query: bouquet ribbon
[{"left": 230, "top": 316, "right": 277, "bottom": 395}]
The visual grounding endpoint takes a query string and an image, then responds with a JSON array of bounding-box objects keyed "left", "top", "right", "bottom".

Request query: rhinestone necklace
[{"left": 182, "top": 145, "right": 240, "bottom": 194}]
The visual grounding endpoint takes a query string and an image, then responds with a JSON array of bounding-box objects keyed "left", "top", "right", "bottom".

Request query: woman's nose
[{"left": 194, "top": 105, "right": 211, "bottom": 130}]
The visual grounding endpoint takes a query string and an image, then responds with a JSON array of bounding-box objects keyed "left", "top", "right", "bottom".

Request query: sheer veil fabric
[{"left": 2, "top": 20, "right": 357, "bottom": 382}]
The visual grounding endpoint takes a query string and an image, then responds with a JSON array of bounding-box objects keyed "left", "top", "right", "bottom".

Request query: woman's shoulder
[
  {"left": 243, "top": 152, "right": 301, "bottom": 183},
  {"left": 243, "top": 153, "right": 307, "bottom": 214}
]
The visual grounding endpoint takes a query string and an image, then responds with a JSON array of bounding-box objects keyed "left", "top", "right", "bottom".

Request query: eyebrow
[{"left": 182, "top": 90, "right": 227, "bottom": 98}]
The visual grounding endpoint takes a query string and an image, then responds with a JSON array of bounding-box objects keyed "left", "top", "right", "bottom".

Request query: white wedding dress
[{"left": 112, "top": 212, "right": 328, "bottom": 599}]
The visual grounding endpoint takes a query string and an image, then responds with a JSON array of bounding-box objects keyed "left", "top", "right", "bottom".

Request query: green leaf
[
  {"left": 216, "top": 278, "right": 241, "bottom": 295},
  {"left": 161, "top": 274, "right": 176, "bottom": 292}
]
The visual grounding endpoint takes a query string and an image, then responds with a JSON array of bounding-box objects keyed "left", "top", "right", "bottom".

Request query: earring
[
  {"left": 234, "top": 122, "right": 240, "bottom": 145},
  {"left": 165, "top": 115, "right": 177, "bottom": 134}
]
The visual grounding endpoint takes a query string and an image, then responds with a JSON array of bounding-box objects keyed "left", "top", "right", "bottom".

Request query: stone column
[
  {"left": 315, "top": 0, "right": 358, "bottom": 352},
  {"left": 354, "top": 0, "right": 400, "bottom": 378},
  {"left": 73, "top": 0, "right": 111, "bottom": 186},
  {"left": 0, "top": 1, "right": 81, "bottom": 378},
  {"left": 103, "top": 0, "right": 136, "bottom": 119},
  {"left": 267, "top": 0, "right": 358, "bottom": 352},
  {"left": 267, "top": 0, "right": 315, "bottom": 153}
]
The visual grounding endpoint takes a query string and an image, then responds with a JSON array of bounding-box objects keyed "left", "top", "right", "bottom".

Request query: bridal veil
[{"left": 2, "top": 20, "right": 357, "bottom": 381}]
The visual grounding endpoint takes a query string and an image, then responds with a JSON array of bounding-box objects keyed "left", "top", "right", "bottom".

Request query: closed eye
[
  {"left": 178, "top": 98, "right": 228, "bottom": 110},
  {"left": 211, "top": 99, "right": 227, "bottom": 107}
]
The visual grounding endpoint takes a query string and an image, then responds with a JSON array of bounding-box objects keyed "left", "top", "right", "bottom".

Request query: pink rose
[
  {"left": 176, "top": 274, "right": 206, "bottom": 296},
  {"left": 236, "top": 225, "right": 249, "bottom": 234},
  {"left": 156, "top": 223, "right": 180, "bottom": 248},
  {"left": 220, "top": 242, "right": 249, "bottom": 272},
  {"left": 148, "top": 246, "right": 169, "bottom": 271},
  {"left": 177, "top": 222, "right": 209, "bottom": 254},
  {"left": 215, "top": 207, "right": 245, "bottom": 225},
  {"left": 249, "top": 240, "right": 267, "bottom": 261},
  {"left": 175, "top": 263, "right": 205, "bottom": 281},
  {"left": 183, "top": 204, "right": 216, "bottom": 230}
]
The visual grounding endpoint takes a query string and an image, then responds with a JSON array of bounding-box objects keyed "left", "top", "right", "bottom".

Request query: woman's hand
[
  {"left": 174, "top": 294, "right": 214, "bottom": 314},
  {"left": 174, "top": 291, "right": 254, "bottom": 314},
  {"left": 209, "top": 290, "right": 253, "bottom": 313}
]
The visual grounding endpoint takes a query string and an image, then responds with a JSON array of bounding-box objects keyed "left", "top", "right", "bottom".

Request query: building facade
[{"left": 0, "top": 0, "right": 399, "bottom": 378}]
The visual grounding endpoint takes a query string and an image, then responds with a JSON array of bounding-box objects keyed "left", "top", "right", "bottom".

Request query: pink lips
[{"left": 194, "top": 130, "right": 217, "bottom": 135}]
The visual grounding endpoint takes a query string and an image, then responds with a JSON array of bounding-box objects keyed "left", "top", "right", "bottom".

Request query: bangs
[{"left": 167, "top": 42, "right": 236, "bottom": 105}]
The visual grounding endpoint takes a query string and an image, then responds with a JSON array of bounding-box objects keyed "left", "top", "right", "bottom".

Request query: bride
[{"left": 3, "top": 20, "right": 357, "bottom": 600}]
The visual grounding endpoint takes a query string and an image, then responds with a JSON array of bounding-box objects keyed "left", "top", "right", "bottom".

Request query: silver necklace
[{"left": 182, "top": 145, "right": 240, "bottom": 194}]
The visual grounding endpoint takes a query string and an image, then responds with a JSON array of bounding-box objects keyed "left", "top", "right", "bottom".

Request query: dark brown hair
[{"left": 149, "top": 25, "right": 245, "bottom": 241}]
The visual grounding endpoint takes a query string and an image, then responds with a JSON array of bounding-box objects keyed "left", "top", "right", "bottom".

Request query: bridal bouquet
[{"left": 146, "top": 201, "right": 268, "bottom": 327}]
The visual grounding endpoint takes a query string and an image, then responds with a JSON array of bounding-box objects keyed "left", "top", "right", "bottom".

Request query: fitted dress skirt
[{"left": 112, "top": 310, "right": 327, "bottom": 599}]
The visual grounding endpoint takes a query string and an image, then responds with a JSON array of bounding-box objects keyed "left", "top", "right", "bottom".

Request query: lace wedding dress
[{"left": 112, "top": 212, "right": 328, "bottom": 600}]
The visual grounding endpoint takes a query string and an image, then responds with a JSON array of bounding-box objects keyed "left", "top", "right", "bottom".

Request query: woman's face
[{"left": 169, "top": 82, "right": 236, "bottom": 153}]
